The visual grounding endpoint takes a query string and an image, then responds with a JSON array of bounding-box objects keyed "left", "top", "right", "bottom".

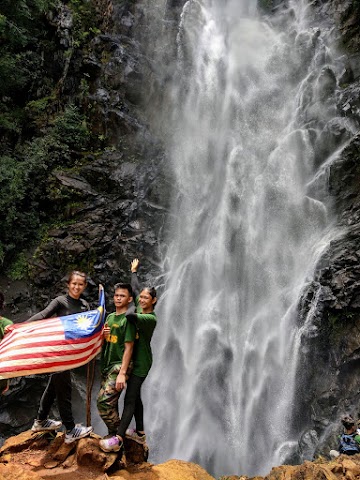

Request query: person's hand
[
  {"left": 131, "top": 258, "right": 139, "bottom": 273},
  {"left": 103, "top": 322, "right": 110, "bottom": 341},
  {"left": 4, "top": 324, "right": 14, "bottom": 334},
  {"left": 115, "top": 372, "right": 126, "bottom": 391}
]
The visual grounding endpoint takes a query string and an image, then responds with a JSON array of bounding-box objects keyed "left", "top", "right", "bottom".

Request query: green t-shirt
[
  {"left": 100, "top": 312, "right": 136, "bottom": 375},
  {"left": 132, "top": 310, "right": 157, "bottom": 377},
  {"left": 0, "top": 316, "right": 13, "bottom": 341}
]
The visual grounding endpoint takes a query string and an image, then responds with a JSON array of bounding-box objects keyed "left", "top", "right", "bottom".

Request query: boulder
[
  {"left": 76, "top": 436, "right": 118, "bottom": 470},
  {"left": 109, "top": 459, "right": 216, "bottom": 480}
]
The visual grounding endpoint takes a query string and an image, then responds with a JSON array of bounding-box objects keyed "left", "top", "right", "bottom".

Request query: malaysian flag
[{"left": 0, "top": 285, "right": 106, "bottom": 380}]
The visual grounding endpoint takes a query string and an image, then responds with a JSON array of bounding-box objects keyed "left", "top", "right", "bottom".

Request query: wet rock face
[
  {"left": 28, "top": 147, "right": 169, "bottom": 305},
  {"left": 320, "top": 0, "right": 360, "bottom": 52},
  {"left": 295, "top": 40, "right": 360, "bottom": 468}
]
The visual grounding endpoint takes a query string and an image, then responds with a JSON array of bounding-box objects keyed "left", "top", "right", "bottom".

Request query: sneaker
[
  {"left": 64, "top": 424, "right": 93, "bottom": 444},
  {"left": 32, "top": 418, "right": 62, "bottom": 432},
  {"left": 125, "top": 428, "right": 147, "bottom": 445},
  {"left": 99, "top": 435, "right": 123, "bottom": 453}
]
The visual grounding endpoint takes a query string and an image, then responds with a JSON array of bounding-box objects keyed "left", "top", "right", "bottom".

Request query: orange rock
[
  {"left": 263, "top": 462, "right": 339, "bottom": 480},
  {"left": 341, "top": 457, "right": 360, "bottom": 477},
  {"left": 110, "top": 459, "right": 216, "bottom": 480},
  {"left": 0, "top": 430, "right": 50, "bottom": 455},
  {"left": 0, "top": 464, "right": 42, "bottom": 480}
]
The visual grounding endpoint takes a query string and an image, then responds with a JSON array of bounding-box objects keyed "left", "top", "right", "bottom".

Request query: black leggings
[
  {"left": 117, "top": 374, "right": 145, "bottom": 438},
  {"left": 38, "top": 370, "right": 75, "bottom": 431}
]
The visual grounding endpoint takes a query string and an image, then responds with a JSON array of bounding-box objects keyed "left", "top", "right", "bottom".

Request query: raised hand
[{"left": 131, "top": 258, "right": 139, "bottom": 273}]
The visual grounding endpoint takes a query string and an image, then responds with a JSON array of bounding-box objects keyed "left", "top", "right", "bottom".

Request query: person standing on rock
[
  {"left": 97, "top": 283, "right": 137, "bottom": 438},
  {"left": 26, "top": 271, "right": 93, "bottom": 443},
  {"left": 99, "top": 258, "right": 157, "bottom": 453},
  {"left": 0, "top": 291, "right": 13, "bottom": 394}
]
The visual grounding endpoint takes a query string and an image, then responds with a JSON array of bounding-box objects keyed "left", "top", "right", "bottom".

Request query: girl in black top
[{"left": 28, "top": 271, "right": 93, "bottom": 444}]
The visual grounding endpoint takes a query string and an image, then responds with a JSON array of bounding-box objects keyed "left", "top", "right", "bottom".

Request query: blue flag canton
[{"left": 61, "top": 310, "right": 103, "bottom": 340}]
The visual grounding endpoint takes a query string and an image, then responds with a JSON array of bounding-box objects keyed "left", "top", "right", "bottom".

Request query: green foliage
[
  {"left": 0, "top": 0, "right": 55, "bottom": 141},
  {"left": 0, "top": 0, "right": 102, "bottom": 272},
  {"left": 0, "top": 106, "right": 23, "bottom": 133},
  {"left": 0, "top": 0, "right": 53, "bottom": 47},
  {"left": 0, "top": 104, "right": 90, "bottom": 262},
  {"left": 25, "top": 94, "right": 57, "bottom": 128},
  {"left": 5, "top": 252, "right": 28, "bottom": 280},
  {"left": 68, "top": 0, "right": 102, "bottom": 49},
  {"left": 53, "top": 104, "right": 90, "bottom": 150},
  {"left": 0, "top": 153, "right": 42, "bottom": 258}
]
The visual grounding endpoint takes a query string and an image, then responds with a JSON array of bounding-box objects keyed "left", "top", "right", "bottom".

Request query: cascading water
[{"left": 141, "top": 0, "right": 354, "bottom": 476}]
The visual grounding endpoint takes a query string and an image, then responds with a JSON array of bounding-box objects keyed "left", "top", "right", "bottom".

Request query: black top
[
  {"left": 27, "top": 294, "right": 90, "bottom": 322},
  {"left": 131, "top": 271, "right": 141, "bottom": 299}
]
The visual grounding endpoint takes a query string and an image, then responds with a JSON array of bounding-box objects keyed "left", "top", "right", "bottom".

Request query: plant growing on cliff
[
  {"left": 68, "top": 0, "right": 102, "bottom": 49},
  {"left": 5, "top": 252, "right": 28, "bottom": 281},
  {"left": 53, "top": 104, "right": 90, "bottom": 150},
  {"left": 0, "top": 0, "right": 103, "bottom": 273},
  {"left": 0, "top": 0, "right": 55, "bottom": 141},
  {"left": 0, "top": 104, "right": 90, "bottom": 266}
]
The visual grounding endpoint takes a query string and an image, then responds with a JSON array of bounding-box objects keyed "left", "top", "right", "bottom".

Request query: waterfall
[{"left": 141, "top": 0, "right": 353, "bottom": 476}]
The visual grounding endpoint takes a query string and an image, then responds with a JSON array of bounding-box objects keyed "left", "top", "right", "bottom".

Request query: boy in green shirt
[{"left": 97, "top": 283, "right": 137, "bottom": 436}]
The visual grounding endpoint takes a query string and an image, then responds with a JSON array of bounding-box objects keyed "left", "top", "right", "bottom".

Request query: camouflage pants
[{"left": 97, "top": 364, "right": 126, "bottom": 435}]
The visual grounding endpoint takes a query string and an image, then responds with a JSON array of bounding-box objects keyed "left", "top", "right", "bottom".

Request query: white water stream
[{"left": 141, "top": 0, "right": 353, "bottom": 476}]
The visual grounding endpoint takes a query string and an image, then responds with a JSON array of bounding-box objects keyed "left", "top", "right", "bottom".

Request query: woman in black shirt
[{"left": 28, "top": 271, "right": 93, "bottom": 444}]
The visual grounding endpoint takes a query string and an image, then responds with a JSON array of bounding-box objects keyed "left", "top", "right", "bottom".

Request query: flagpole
[{"left": 86, "top": 357, "right": 96, "bottom": 426}]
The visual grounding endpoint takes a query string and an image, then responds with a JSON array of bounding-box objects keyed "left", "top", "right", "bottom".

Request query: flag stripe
[
  {"left": 0, "top": 327, "right": 64, "bottom": 351},
  {"left": 0, "top": 337, "right": 103, "bottom": 372},
  {"left": 0, "top": 333, "right": 101, "bottom": 363},
  {"left": 0, "top": 339, "right": 103, "bottom": 377}
]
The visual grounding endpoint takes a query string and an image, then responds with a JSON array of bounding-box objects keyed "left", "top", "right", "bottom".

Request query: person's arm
[
  {"left": 1, "top": 318, "right": 13, "bottom": 329},
  {"left": 126, "top": 311, "right": 156, "bottom": 328},
  {"left": 25, "top": 297, "right": 63, "bottom": 322},
  {"left": 0, "top": 318, "right": 13, "bottom": 338},
  {"left": 125, "top": 303, "right": 136, "bottom": 317},
  {"left": 115, "top": 341, "right": 134, "bottom": 391},
  {"left": 3, "top": 319, "right": 13, "bottom": 335},
  {"left": 130, "top": 258, "right": 141, "bottom": 300}
]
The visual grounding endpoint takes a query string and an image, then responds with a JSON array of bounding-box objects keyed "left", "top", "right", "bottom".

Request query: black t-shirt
[{"left": 27, "top": 294, "right": 89, "bottom": 322}]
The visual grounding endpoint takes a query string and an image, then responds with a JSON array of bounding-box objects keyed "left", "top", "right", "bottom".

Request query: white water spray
[{"left": 142, "top": 0, "right": 353, "bottom": 476}]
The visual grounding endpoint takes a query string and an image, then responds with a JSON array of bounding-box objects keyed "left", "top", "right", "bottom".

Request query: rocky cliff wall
[{"left": 291, "top": 0, "right": 360, "bottom": 462}]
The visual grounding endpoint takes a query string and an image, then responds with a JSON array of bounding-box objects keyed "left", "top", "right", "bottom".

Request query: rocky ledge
[
  {"left": 2, "top": 431, "right": 360, "bottom": 480},
  {"left": 0, "top": 429, "right": 214, "bottom": 480}
]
